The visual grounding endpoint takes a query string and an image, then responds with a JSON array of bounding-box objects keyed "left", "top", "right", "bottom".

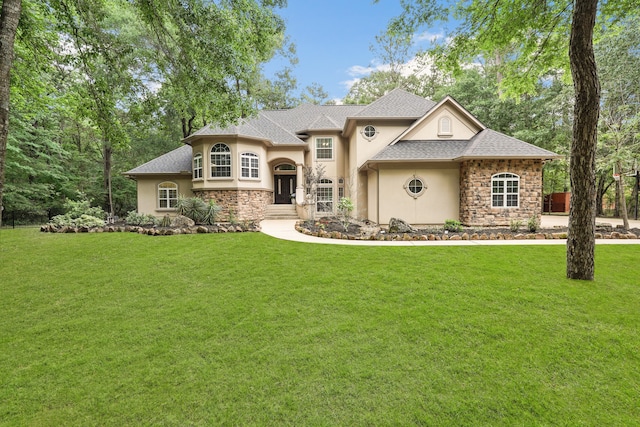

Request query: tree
[
  {"left": 0, "top": 0, "right": 22, "bottom": 227},
  {"left": 134, "top": 0, "right": 287, "bottom": 137},
  {"left": 300, "top": 82, "right": 329, "bottom": 105},
  {"left": 594, "top": 17, "right": 640, "bottom": 227},
  {"left": 388, "top": 0, "right": 630, "bottom": 280},
  {"left": 565, "top": 0, "right": 599, "bottom": 280}
]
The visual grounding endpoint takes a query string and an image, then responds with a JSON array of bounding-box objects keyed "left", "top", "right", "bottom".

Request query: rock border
[
  {"left": 295, "top": 221, "right": 639, "bottom": 241},
  {"left": 40, "top": 223, "right": 261, "bottom": 235}
]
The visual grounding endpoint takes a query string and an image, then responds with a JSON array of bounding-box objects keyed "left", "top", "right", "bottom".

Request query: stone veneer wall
[
  {"left": 459, "top": 159, "right": 543, "bottom": 226},
  {"left": 194, "top": 189, "right": 272, "bottom": 222}
]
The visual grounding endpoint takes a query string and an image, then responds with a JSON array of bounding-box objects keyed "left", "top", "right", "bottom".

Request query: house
[{"left": 125, "top": 89, "right": 560, "bottom": 226}]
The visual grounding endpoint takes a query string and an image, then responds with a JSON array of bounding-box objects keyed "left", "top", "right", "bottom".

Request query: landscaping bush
[
  {"left": 444, "top": 219, "right": 462, "bottom": 232},
  {"left": 125, "top": 211, "right": 158, "bottom": 226},
  {"left": 48, "top": 194, "right": 107, "bottom": 228},
  {"left": 510, "top": 219, "right": 523, "bottom": 232},
  {"left": 175, "top": 196, "right": 221, "bottom": 225},
  {"left": 337, "top": 197, "right": 354, "bottom": 231},
  {"left": 528, "top": 216, "right": 540, "bottom": 232}
]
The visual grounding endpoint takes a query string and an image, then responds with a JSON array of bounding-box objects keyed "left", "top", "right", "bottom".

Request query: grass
[{"left": 0, "top": 228, "right": 639, "bottom": 426}]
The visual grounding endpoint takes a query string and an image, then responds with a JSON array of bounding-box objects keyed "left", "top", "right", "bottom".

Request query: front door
[{"left": 274, "top": 175, "right": 296, "bottom": 204}]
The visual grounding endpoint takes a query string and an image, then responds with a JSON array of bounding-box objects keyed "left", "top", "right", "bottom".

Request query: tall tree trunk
[
  {"left": 616, "top": 160, "right": 629, "bottom": 230},
  {"left": 595, "top": 173, "right": 606, "bottom": 216},
  {"left": 103, "top": 142, "right": 114, "bottom": 216},
  {"left": 566, "top": 0, "right": 600, "bottom": 280},
  {"left": 0, "top": 0, "right": 22, "bottom": 228}
]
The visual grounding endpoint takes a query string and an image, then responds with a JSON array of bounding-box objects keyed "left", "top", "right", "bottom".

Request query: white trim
[
  {"left": 315, "top": 137, "right": 334, "bottom": 160},
  {"left": 240, "top": 152, "right": 259, "bottom": 179},
  {"left": 491, "top": 172, "right": 520, "bottom": 208}
]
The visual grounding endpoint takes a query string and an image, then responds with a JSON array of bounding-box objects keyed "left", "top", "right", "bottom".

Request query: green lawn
[{"left": 1, "top": 229, "right": 639, "bottom": 426}]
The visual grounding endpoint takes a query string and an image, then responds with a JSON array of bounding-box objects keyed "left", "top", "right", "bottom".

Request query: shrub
[
  {"left": 175, "top": 196, "right": 221, "bottom": 225},
  {"left": 48, "top": 194, "right": 107, "bottom": 228},
  {"left": 510, "top": 219, "right": 523, "bottom": 232},
  {"left": 444, "top": 219, "right": 462, "bottom": 232},
  {"left": 337, "top": 197, "right": 354, "bottom": 231},
  {"left": 125, "top": 211, "right": 157, "bottom": 226},
  {"left": 527, "top": 216, "right": 540, "bottom": 232}
]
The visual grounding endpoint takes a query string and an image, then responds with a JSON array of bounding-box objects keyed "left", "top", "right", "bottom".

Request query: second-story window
[{"left": 315, "top": 137, "right": 333, "bottom": 160}]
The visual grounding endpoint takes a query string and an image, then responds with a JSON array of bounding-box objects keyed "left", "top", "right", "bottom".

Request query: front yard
[{"left": 1, "top": 229, "right": 638, "bottom": 425}]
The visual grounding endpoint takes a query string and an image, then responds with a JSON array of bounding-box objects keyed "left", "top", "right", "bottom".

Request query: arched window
[
  {"left": 317, "top": 178, "right": 334, "bottom": 213},
  {"left": 240, "top": 152, "right": 259, "bottom": 178},
  {"left": 439, "top": 116, "right": 452, "bottom": 135},
  {"left": 210, "top": 143, "right": 231, "bottom": 178},
  {"left": 274, "top": 163, "right": 296, "bottom": 171},
  {"left": 492, "top": 173, "right": 520, "bottom": 207},
  {"left": 158, "top": 182, "right": 178, "bottom": 209},
  {"left": 193, "top": 153, "right": 203, "bottom": 179}
]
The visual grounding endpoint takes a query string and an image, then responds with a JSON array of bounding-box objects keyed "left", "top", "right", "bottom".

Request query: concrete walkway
[{"left": 260, "top": 215, "right": 640, "bottom": 246}]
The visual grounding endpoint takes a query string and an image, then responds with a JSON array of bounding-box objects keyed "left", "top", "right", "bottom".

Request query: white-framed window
[
  {"left": 492, "top": 173, "right": 520, "bottom": 207},
  {"left": 274, "top": 163, "right": 296, "bottom": 171},
  {"left": 404, "top": 176, "right": 427, "bottom": 198},
  {"left": 315, "top": 137, "right": 333, "bottom": 160},
  {"left": 317, "top": 178, "right": 333, "bottom": 213},
  {"left": 193, "top": 153, "right": 203, "bottom": 179},
  {"left": 439, "top": 116, "right": 452, "bottom": 136},
  {"left": 211, "top": 143, "right": 231, "bottom": 178},
  {"left": 362, "top": 125, "right": 377, "bottom": 140},
  {"left": 158, "top": 181, "right": 178, "bottom": 209},
  {"left": 240, "top": 152, "right": 259, "bottom": 179}
]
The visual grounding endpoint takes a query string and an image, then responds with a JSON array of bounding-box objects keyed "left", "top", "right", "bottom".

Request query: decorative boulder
[
  {"left": 170, "top": 215, "right": 195, "bottom": 228},
  {"left": 388, "top": 217, "right": 416, "bottom": 233}
]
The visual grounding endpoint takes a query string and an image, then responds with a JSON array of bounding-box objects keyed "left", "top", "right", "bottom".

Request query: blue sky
[{"left": 264, "top": 0, "right": 444, "bottom": 102}]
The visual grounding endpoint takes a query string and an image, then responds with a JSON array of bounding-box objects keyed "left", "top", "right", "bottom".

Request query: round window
[
  {"left": 363, "top": 125, "right": 377, "bottom": 139},
  {"left": 405, "top": 177, "right": 426, "bottom": 198}
]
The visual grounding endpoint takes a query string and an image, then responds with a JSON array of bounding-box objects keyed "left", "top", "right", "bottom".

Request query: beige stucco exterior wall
[
  {"left": 345, "top": 120, "right": 414, "bottom": 219},
  {"left": 191, "top": 138, "right": 274, "bottom": 191},
  {"left": 135, "top": 174, "right": 193, "bottom": 217},
  {"left": 376, "top": 163, "right": 460, "bottom": 225},
  {"left": 404, "top": 107, "right": 479, "bottom": 140}
]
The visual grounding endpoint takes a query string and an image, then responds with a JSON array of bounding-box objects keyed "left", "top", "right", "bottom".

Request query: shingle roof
[
  {"left": 125, "top": 145, "right": 192, "bottom": 175},
  {"left": 461, "top": 129, "right": 560, "bottom": 159},
  {"left": 128, "top": 90, "right": 560, "bottom": 175},
  {"left": 371, "top": 140, "right": 469, "bottom": 161},
  {"left": 371, "top": 130, "right": 560, "bottom": 163},
  {"left": 353, "top": 88, "right": 437, "bottom": 118}
]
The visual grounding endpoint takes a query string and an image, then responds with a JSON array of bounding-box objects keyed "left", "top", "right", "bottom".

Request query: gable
[{"left": 394, "top": 97, "right": 485, "bottom": 143}]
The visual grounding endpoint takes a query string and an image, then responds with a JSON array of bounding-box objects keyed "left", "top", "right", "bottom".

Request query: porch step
[{"left": 264, "top": 204, "right": 299, "bottom": 220}]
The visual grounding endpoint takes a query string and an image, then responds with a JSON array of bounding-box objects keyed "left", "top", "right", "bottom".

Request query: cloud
[
  {"left": 341, "top": 77, "right": 361, "bottom": 90},
  {"left": 346, "top": 62, "right": 390, "bottom": 77},
  {"left": 413, "top": 31, "right": 447, "bottom": 44}
]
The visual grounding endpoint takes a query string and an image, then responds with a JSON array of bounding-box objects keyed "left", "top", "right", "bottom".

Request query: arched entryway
[{"left": 273, "top": 163, "right": 297, "bottom": 204}]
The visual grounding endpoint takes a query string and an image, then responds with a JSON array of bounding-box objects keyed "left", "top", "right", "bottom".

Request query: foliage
[
  {"left": 443, "top": 219, "right": 462, "bottom": 232},
  {"left": 510, "top": 219, "right": 523, "bottom": 232},
  {"left": 48, "top": 195, "right": 107, "bottom": 228},
  {"left": 175, "top": 196, "right": 221, "bottom": 225},
  {"left": 527, "top": 216, "right": 540, "bottom": 233},
  {"left": 125, "top": 211, "right": 157, "bottom": 227},
  {"left": 62, "top": 194, "right": 107, "bottom": 220},
  {"left": 302, "top": 164, "right": 326, "bottom": 221},
  {"left": 336, "top": 197, "right": 354, "bottom": 231},
  {"left": 49, "top": 213, "right": 106, "bottom": 228},
  {"left": 1, "top": 230, "right": 639, "bottom": 424}
]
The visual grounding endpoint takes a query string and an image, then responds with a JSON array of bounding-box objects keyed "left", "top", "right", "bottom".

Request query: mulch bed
[{"left": 296, "top": 219, "right": 640, "bottom": 241}]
